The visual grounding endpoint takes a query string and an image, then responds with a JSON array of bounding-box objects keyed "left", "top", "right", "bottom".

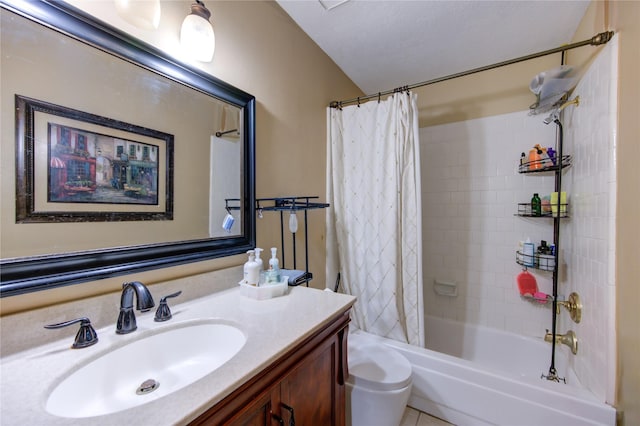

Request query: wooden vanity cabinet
[{"left": 190, "top": 308, "right": 351, "bottom": 426}]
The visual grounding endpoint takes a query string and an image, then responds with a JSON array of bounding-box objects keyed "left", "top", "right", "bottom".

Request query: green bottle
[{"left": 531, "top": 193, "right": 542, "bottom": 216}]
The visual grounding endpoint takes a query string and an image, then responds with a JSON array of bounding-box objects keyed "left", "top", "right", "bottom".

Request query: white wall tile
[
  {"left": 563, "top": 35, "right": 618, "bottom": 403},
  {"left": 421, "top": 110, "right": 560, "bottom": 336},
  {"left": 419, "top": 35, "right": 617, "bottom": 404}
]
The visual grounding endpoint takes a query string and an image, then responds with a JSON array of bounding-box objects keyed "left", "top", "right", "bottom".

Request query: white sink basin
[{"left": 46, "top": 321, "right": 246, "bottom": 418}]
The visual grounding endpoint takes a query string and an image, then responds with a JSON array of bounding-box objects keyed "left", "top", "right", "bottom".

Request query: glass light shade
[
  {"left": 114, "top": 0, "right": 161, "bottom": 30},
  {"left": 180, "top": 12, "right": 215, "bottom": 62}
]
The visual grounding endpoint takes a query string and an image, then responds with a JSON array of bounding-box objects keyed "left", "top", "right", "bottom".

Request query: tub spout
[{"left": 544, "top": 329, "right": 578, "bottom": 355}]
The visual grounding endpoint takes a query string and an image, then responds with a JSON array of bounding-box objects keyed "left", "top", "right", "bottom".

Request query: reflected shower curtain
[{"left": 326, "top": 92, "right": 424, "bottom": 346}]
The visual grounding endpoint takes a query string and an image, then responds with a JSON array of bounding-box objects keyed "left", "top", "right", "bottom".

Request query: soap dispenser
[
  {"left": 244, "top": 250, "right": 259, "bottom": 286},
  {"left": 269, "top": 247, "right": 280, "bottom": 271},
  {"left": 267, "top": 247, "right": 281, "bottom": 283},
  {"left": 254, "top": 248, "right": 264, "bottom": 272}
]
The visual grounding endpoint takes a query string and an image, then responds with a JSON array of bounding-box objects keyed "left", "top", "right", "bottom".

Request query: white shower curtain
[{"left": 326, "top": 92, "right": 424, "bottom": 346}]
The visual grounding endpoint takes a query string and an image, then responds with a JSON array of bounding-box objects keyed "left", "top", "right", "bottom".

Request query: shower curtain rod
[{"left": 329, "top": 31, "right": 613, "bottom": 108}]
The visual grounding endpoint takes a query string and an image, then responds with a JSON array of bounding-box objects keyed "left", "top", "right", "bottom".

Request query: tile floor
[{"left": 400, "top": 407, "right": 453, "bottom": 426}]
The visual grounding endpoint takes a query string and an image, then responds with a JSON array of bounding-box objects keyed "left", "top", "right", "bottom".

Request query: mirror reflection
[{"left": 0, "top": 3, "right": 255, "bottom": 296}]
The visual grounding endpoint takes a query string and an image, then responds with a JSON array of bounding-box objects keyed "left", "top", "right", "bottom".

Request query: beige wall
[
  {"left": 2, "top": 3, "right": 637, "bottom": 421},
  {"left": 413, "top": 54, "right": 562, "bottom": 127},
  {"left": 0, "top": 1, "right": 361, "bottom": 315}
]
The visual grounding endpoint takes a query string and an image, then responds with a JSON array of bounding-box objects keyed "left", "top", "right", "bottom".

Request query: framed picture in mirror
[{"left": 15, "top": 95, "right": 174, "bottom": 223}]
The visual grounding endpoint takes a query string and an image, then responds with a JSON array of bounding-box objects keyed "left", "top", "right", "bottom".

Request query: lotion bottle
[{"left": 243, "top": 250, "right": 259, "bottom": 286}]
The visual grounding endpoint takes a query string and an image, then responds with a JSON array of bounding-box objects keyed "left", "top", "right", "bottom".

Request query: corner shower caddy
[
  {"left": 515, "top": 97, "right": 580, "bottom": 383},
  {"left": 515, "top": 152, "right": 571, "bottom": 272},
  {"left": 226, "top": 196, "right": 330, "bottom": 286}
]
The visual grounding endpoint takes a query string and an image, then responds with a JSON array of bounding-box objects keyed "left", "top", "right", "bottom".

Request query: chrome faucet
[{"left": 116, "top": 281, "right": 155, "bottom": 334}]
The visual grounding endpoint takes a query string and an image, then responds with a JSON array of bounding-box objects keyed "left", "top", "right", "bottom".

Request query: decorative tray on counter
[{"left": 239, "top": 276, "right": 289, "bottom": 300}]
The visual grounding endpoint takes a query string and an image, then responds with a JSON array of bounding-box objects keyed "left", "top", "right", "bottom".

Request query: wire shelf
[
  {"left": 256, "top": 196, "right": 330, "bottom": 212},
  {"left": 519, "top": 154, "right": 572, "bottom": 174},
  {"left": 224, "top": 197, "right": 330, "bottom": 213},
  {"left": 516, "top": 202, "right": 569, "bottom": 218},
  {"left": 223, "top": 196, "right": 330, "bottom": 287},
  {"left": 516, "top": 251, "right": 556, "bottom": 271}
]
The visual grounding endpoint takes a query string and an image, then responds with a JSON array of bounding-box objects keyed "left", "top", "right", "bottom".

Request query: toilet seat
[{"left": 347, "top": 333, "right": 412, "bottom": 391}]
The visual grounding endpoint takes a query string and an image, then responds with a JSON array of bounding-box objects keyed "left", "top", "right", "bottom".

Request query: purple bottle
[{"left": 547, "top": 147, "right": 556, "bottom": 165}]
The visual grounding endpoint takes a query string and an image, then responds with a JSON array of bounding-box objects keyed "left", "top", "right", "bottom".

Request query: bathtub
[{"left": 352, "top": 316, "right": 616, "bottom": 426}]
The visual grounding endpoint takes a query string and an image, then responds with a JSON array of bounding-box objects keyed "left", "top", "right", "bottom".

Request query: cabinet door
[
  {"left": 227, "top": 386, "right": 279, "bottom": 426},
  {"left": 190, "top": 310, "right": 350, "bottom": 426},
  {"left": 279, "top": 329, "right": 345, "bottom": 426}
]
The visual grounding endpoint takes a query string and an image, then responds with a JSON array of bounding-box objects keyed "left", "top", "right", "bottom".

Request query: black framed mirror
[{"left": 0, "top": 0, "right": 256, "bottom": 297}]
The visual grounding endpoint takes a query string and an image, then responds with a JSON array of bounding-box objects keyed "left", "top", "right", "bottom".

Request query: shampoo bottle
[
  {"left": 523, "top": 238, "right": 535, "bottom": 267},
  {"left": 550, "top": 192, "right": 567, "bottom": 217},
  {"left": 529, "top": 148, "right": 542, "bottom": 170},
  {"left": 547, "top": 147, "right": 556, "bottom": 165},
  {"left": 531, "top": 193, "right": 542, "bottom": 216},
  {"left": 534, "top": 144, "right": 551, "bottom": 167}
]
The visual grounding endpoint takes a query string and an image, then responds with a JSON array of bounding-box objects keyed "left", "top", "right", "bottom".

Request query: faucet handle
[
  {"left": 44, "top": 317, "right": 98, "bottom": 349},
  {"left": 154, "top": 291, "right": 182, "bottom": 322}
]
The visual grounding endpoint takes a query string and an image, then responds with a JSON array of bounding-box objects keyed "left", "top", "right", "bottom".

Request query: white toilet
[{"left": 346, "top": 330, "right": 413, "bottom": 426}]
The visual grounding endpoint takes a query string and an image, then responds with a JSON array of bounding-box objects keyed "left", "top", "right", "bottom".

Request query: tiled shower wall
[
  {"left": 420, "top": 110, "right": 558, "bottom": 337},
  {"left": 563, "top": 34, "right": 618, "bottom": 404},
  {"left": 419, "top": 35, "right": 617, "bottom": 403}
]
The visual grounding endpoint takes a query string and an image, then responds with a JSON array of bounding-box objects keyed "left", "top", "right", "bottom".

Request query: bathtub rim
[{"left": 349, "top": 329, "right": 617, "bottom": 425}]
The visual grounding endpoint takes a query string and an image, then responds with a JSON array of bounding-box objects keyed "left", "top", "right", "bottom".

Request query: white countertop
[{"left": 0, "top": 286, "right": 355, "bottom": 426}]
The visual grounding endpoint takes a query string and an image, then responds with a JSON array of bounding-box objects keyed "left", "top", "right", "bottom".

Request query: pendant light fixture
[{"left": 180, "top": 0, "right": 215, "bottom": 62}]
